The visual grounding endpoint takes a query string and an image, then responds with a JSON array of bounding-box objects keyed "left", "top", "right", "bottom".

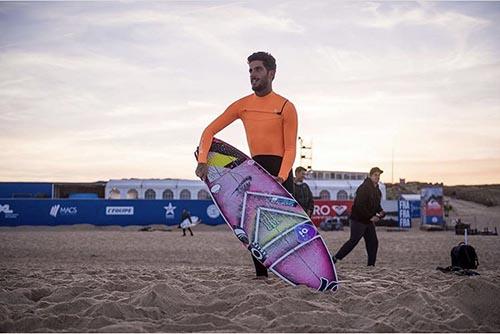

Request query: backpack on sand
[
  {"left": 451, "top": 242, "right": 478, "bottom": 269},
  {"left": 450, "top": 229, "right": 479, "bottom": 269}
]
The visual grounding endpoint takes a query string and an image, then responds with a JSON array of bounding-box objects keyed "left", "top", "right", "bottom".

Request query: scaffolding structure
[{"left": 298, "top": 136, "right": 313, "bottom": 171}]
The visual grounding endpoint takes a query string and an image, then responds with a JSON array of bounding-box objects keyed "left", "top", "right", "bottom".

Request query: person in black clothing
[
  {"left": 293, "top": 166, "right": 314, "bottom": 217},
  {"left": 332, "top": 167, "right": 385, "bottom": 266},
  {"left": 180, "top": 209, "right": 194, "bottom": 237}
]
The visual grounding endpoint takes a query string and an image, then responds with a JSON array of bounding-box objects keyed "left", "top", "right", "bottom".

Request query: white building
[
  {"left": 106, "top": 179, "right": 211, "bottom": 200},
  {"left": 105, "top": 169, "right": 386, "bottom": 201},
  {"left": 304, "top": 169, "right": 386, "bottom": 200}
]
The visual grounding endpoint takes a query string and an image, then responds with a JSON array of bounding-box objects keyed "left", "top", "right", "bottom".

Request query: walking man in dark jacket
[
  {"left": 332, "top": 167, "right": 385, "bottom": 266},
  {"left": 293, "top": 166, "right": 314, "bottom": 217}
]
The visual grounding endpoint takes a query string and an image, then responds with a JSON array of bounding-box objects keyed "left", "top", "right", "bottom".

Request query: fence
[{"left": 0, "top": 199, "right": 224, "bottom": 227}]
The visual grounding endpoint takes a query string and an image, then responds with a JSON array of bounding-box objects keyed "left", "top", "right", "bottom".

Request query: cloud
[
  {"left": 0, "top": 1, "right": 499, "bottom": 184},
  {"left": 358, "top": 2, "right": 490, "bottom": 32}
]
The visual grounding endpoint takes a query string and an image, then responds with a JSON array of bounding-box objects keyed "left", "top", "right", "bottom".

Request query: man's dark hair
[
  {"left": 295, "top": 166, "right": 307, "bottom": 174},
  {"left": 247, "top": 51, "right": 276, "bottom": 72}
]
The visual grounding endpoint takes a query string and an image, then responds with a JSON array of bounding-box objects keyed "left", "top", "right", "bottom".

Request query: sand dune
[
  {"left": 1, "top": 222, "right": 499, "bottom": 332},
  {"left": 447, "top": 197, "right": 500, "bottom": 229}
]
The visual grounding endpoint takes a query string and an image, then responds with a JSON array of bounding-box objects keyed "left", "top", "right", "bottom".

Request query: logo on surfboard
[{"left": 294, "top": 223, "right": 316, "bottom": 243}]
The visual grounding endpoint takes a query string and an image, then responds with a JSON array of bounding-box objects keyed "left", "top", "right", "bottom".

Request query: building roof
[
  {"left": 305, "top": 179, "right": 385, "bottom": 189},
  {"left": 107, "top": 178, "right": 205, "bottom": 188}
]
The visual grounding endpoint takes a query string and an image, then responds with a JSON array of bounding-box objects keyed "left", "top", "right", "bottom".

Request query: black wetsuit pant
[
  {"left": 335, "top": 219, "right": 378, "bottom": 266},
  {"left": 183, "top": 227, "right": 193, "bottom": 236},
  {"left": 251, "top": 155, "right": 294, "bottom": 277}
]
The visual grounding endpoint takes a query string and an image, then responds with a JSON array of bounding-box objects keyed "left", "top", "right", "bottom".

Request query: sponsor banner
[
  {"left": 311, "top": 200, "right": 353, "bottom": 226},
  {"left": 50, "top": 205, "right": 78, "bottom": 217},
  {"left": 398, "top": 200, "right": 411, "bottom": 228},
  {"left": 410, "top": 201, "right": 421, "bottom": 219},
  {"left": 421, "top": 187, "right": 444, "bottom": 225},
  {"left": 206, "top": 204, "right": 220, "bottom": 219},
  {"left": 0, "top": 200, "right": 224, "bottom": 227},
  {"left": 106, "top": 206, "right": 134, "bottom": 215},
  {"left": 163, "top": 202, "right": 176, "bottom": 219}
]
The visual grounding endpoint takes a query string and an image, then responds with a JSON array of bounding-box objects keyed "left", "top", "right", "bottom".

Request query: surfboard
[
  {"left": 196, "top": 138, "right": 338, "bottom": 292},
  {"left": 180, "top": 216, "right": 200, "bottom": 229}
]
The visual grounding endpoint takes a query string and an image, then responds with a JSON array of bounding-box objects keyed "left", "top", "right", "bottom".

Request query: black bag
[{"left": 451, "top": 242, "right": 479, "bottom": 269}]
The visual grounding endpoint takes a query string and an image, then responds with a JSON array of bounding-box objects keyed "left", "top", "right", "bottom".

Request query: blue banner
[
  {"left": 398, "top": 200, "right": 411, "bottom": 228},
  {"left": 0, "top": 199, "right": 224, "bottom": 227}
]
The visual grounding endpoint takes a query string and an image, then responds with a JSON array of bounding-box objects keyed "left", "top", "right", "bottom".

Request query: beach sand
[{"left": 1, "top": 199, "right": 499, "bottom": 332}]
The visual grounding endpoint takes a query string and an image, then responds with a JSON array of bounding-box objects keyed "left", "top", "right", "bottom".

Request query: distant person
[
  {"left": 195, "top": 51, "right": 298, "bottom": 279},
  {"left": 180, "top": 209, "right": 194, "bottom": 237},
  {"left": 293, "top": 166, "right": 314, "bottom": 217},
  {"left": 332, "top": 167, "right": 385, "bottom": 266}
]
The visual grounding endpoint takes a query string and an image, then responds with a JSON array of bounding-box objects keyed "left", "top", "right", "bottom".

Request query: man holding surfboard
[
  {"left": 195, "top": 51, "right": 298, "bottom": 278},
  {"left": 180, "top": 209, "right": 194, "bottom": 237}
]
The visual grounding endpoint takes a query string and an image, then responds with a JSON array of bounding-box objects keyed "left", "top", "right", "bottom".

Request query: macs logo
[
  {"left": 50, "top": 205, "right": 77, "bottom": 218},
  {"left": 106, "top": 206, "right": 134, "bottom": 216}
]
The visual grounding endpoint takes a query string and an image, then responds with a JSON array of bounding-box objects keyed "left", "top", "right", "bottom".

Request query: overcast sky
[{"left": 1, "top": 1, "right": 499, "bottom": 185}]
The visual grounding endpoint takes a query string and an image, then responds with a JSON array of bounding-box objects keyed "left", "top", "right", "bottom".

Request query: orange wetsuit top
[{"left": 198, "top": 91, "right": 298, "bottom": 181}]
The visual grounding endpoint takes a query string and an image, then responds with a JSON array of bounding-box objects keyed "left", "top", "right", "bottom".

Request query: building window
[
  {"left": 343, "top": 173, "right": 349, "bottom": 180},
  {"left": 319, "top": 190, "right": 330, "bottom": 200},
  {"left": 358, "top": 174, "right": 364, "bottom": 180},
  {"left": 109, "top": 188, "right": 121, "bottom": 199},
  {"left": 180, "top": 189, "right": 191, "bottom": 200},
  {"left": 197, "top": 189, "right": 211, "bottom": 200},
  {"left": 162, "top": 189, "right": 174, "bottom": 200},
  {"left": 330, "top": 172, "right": 335, "bottom": 179},
  {"left": 337, "top": 190, "right": 348, "bottom": 200},
  {"left": 336, "top": 174, "right": 342, "bottom": 180},
  {"left": 145, "top": 189, "right": 156, "bottom": 200},
  {"left": 127, "top": 189, "right": 138, "bottom": 199}
]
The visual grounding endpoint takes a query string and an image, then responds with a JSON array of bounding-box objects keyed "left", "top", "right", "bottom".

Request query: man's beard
[{"left": 251, "top": 79, "right": 268, "bottom": 92}]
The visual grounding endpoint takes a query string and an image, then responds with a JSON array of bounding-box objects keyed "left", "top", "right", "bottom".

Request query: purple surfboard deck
[{"left": 198, "top": 138, "right": 338, "bottom": 292}]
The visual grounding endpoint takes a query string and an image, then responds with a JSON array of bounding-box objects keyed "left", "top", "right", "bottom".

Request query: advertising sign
[
  {"left": 0, "top": 199, "right": 224, "bottom": 227},
  {"left": 421, "top": 187, "right": 444, "bottom": 226},
  {"left": 311, "top": 200, "right": 353, "bottom": 226},
  {"left": 398, "top": 199, "right": 411, "bottom": 228}
]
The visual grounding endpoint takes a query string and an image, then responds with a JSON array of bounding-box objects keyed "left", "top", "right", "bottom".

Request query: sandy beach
[{"left": 1, "top": 199, "right": 500, "bottom": 332}]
